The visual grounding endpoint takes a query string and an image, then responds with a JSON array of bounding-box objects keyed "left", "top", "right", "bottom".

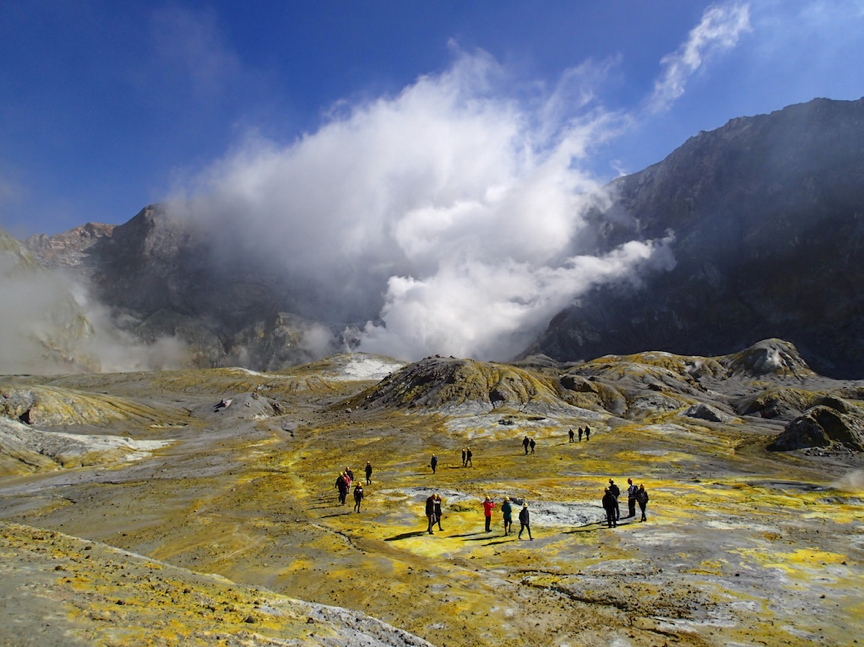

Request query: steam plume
[{"left": 171, "top": 52, "right": 674, "bottom": 361}]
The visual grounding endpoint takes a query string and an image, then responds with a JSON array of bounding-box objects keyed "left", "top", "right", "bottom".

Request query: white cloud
[{"left": 649, "top": 2, "right": 752, "bottom": 113}]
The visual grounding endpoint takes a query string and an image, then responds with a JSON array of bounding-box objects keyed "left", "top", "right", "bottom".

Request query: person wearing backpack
[
  {"left": 353, "top": 483, "right": 364, "bottom": 512},
  {"left": 501, "top": 496, "right": 513, "bottom": 535},
  {"left": 637, "top": 484, "right": 649, "bottom": 522},
  {"left": 602, "top": 487, "right": 617, "bottom": 528}
]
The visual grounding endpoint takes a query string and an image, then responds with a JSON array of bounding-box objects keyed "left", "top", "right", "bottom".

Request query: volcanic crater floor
[{"left": 1, "top": 359, "right": 863, "bottom": 647}]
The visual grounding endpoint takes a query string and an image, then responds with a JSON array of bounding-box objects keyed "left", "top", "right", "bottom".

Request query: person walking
[
  {"left": 501, "top": 496, "right": 513, "bottom": 535},
  {"left": 434, "top": 494, "right": 444, "bottom": 531},
  {"left": 608, "top": 479, "right": 621, "bottom": 521},
  {"left": 482, "top": 496, "right": 495, "bottom": 532},
  {"left": 365, "top": 461, "right": 373, "bottom": 485},
  {"left": 568, "top": 428, "right": 574, "bottom": 443},
  {"left": 426, "top": 494, "right": 437, "bottom": 534},
  {"left": 466, "top": 447, "right": 473, "bottom": 467},
  {"left": 637, "top": 484, "right": 649, "bottom": 522},
  {"left": 522, "top": 436, "right": 530, "bottom": 454},
  {"left": 461, "top": 448, "right": 467, "bottom": 467},
  {"left": 578, "top": 427, "right": 583, "bottom": 442},
  {"left": 336, "top": 473, "right": 348, "bottom": 505},
  {"left": 626, "top": 478, "right": 638, "bottom": 518},
  {"left": 430, "top": 454, "right": 438, "bottom": 474},
  {"left": 602, "top": 488, "right": 617, "bottom": 528},
  {"left": 345, "top": 467, "right": 354, "bottom": 484},
  {"left": 353, "top": 483, "right": 364, "bottom": 512},
  {"left": 584, "top": 426, "right": 591, "bottom": 441},
  {"left": 518, "top": 502, "right": 533, "bottom": 540},
  {"left": 529, "top": 438, "right": 536, "bottom": 454}
]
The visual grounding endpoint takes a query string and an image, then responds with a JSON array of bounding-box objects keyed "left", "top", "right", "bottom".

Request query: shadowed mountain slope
[{"left": 528, "top": 97, "right": 864, "bottom": 378}]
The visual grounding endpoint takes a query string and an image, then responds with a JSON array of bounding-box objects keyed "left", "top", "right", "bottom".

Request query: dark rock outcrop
[{"left": 769, "top": 403, "right": 864, "bottom": 452}]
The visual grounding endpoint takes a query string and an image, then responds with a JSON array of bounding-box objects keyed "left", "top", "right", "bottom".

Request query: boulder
[{"left": 768, "top": 405, "right": 864, "bottom": 452}]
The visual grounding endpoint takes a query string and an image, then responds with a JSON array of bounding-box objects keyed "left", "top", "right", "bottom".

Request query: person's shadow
[{"left": 384, "top": 530, "right": 428, "bottom": 542}]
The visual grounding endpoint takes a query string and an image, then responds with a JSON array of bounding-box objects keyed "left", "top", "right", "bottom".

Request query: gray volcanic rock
[
  {"left": 769, "top": 404, "right": 864, "bottom": 452},
  {"left": 528, "top": 97, "right": 864, "bottom": 378}
]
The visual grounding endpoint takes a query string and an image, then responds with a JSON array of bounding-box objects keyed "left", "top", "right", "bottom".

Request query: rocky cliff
[{"left": 528, "top": 97, "right": 864, "bottom": 378}]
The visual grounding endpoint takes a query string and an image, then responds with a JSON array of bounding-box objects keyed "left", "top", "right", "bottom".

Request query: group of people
[
  {"left": 568, "top": 426, "right": 591, "bottom": 442},
  {"left": 334, "top": 431, "right": 652, "bottom": 535},
  {"left": 335, "top": 461, "right": 375, "bottom": 512},
  {"left": 602, "top": 478, "right": 649, "bottom": 527},
  {"left": 488, "top": 495, "right": 533, "bottom": 539}
]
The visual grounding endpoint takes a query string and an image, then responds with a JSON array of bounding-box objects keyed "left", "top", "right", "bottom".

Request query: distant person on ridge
[
  {"left": 569, "top": 429, "right": 574, "bottom": 443},
  {"left": 482, "top": 496, "right": 495, "bottom": 532},
  {"left": 626, "top": 478, "right": 638, "bottom": 518},
  {"left": 353, "top": 483, "right": 364, "bottom": 512},
  {"left": 518, "top": 502, "right": 533, "bottom": 540},
  {"left": 501, "top": 496, "right": 513, "bottom": 535},
  {"left": 466, "top": 447, "right": 473, "bottom": 467},
  {"left": 462, "top": 448, "right": 467, "bottom": 467},
  {"left": 584, "top": 426, "right": 590, "bottom": 441},
  {"left": 365, "top": 461, "right": 373, "bottom": 485},
  {"left": 434, "top": 494, "right": 443, "bottom": 531},
  {"left": 426, "top": 494, "right": 437, "bottom": 534},
  {"left": 523, "top": 436, "right": 530, "bottom": 454},
  {"left": 602, "top": 487, "right": 617, "bottom": 528},
  {"left": 637, "top": 484, "right": 649, "bottom": 522},
  {"left": 578, "top": 427, "right": 583, "bottom": 442},
  {"left": 529, "top": 438, "right": 536, "bottom": 454},
  {"left": 430, "top": 454, "right": 438, "bottom": 474},
  {"left": 608, "top": 479, "right": 621, "bottom": 521}
]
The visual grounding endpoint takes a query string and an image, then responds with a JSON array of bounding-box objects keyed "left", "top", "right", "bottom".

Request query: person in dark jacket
[
  {"left": 501, "top": 496, "right": 513, "bottom": 535},
  {"left": 602, "top": 488, "right": 617, "bottom": 527},
  {"left": 426, "top": 494, "right": 436, "bottom": 534},
  {"left": 522, "top": 436, "right": 530, "bottom": 454},
  {"left": 434, "top": 494, "right": 443, "bottom": 531},
  {"left": 637, "top": 484, "right": 649, "bottom": 522},
  {"left": 365, "top": 461, "right": 373, "bottom": 485},
  {"left": 461, "top": 448, "right": 467, "bottom": 467},
  {"left": 345, "top": 467, "right": 354, "bottom": 483},
  {"left": 584, "top": 425, "right": 590, "bottom": 441},
  {"left": 568, "top": 428, "right": 574, "bottom": 443},
  {"left": 578, "top": 427, "right": 583, "bottom": 442},
  {"left": 466, "top": 447, "right": 473, "bottom": 467},
  {"left": 529, "top": 438, "right": 536, "bottom": 454},
  {"left": 608, "top": 479, "right": 621, "bottom": 520},
  {"left": 626, "top": 478, "right": 638, "bottom": 518},
  {"left": 353, "top": 484, "right": 364, "bottom": 512},
  {"left": 430, "top": 454, "right": 438, "bottom": 474},
  {"left": 518, "top": 503, "right": 533, "bottom": 540}
]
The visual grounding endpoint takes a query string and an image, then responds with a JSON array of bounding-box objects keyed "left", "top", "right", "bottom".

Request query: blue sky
[{"left": 1, "top": 0, "right": 863, "bottom": 238}]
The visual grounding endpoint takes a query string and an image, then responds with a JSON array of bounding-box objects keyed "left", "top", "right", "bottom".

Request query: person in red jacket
[{"left": 482, "top": 496, "right": 495, "bottom": 532}]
